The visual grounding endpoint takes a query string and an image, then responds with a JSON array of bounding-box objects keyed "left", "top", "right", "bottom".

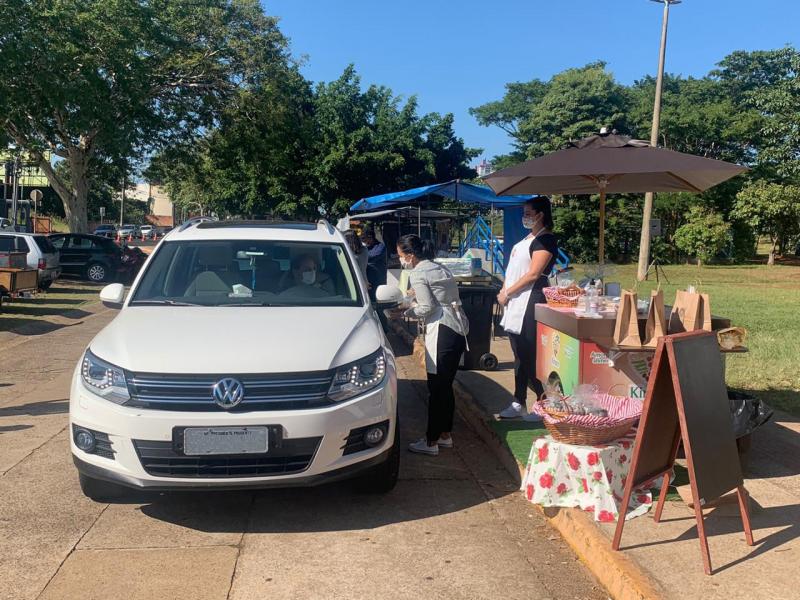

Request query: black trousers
[
  {"left": 426, "top": 324, "right": 466, "bottom": 443},
  {"left": 508, "top": 291, "right": 545, "bottom": 405}
]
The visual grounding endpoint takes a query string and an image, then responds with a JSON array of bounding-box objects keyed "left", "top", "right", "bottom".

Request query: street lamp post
[{"left": 637, "top": 0, "right": 681, "bottom": 281}]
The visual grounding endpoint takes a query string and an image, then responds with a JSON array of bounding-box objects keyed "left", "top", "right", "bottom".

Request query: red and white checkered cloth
[{"left": 533, "top": 393, "right": 643, "bottom": 427}]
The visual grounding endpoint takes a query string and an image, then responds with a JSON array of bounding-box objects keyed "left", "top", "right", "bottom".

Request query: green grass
[
  {"left": 600, "top": 263, "right": 800, "bottom": 416},
  {"left": 489, "top": 420, "right": 548, "bottom": 465}
]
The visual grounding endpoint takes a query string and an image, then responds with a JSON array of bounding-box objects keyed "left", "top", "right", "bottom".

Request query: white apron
[
  {"left": 500, "top": 235, "right": 535, "bottom": 335},
  {"left": 424, "top": 303, "right": 469, "bottom": 375}
]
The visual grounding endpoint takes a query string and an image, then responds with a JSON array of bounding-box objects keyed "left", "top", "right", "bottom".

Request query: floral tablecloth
[{"left": 521, "top": 433, "right": 653, "bottom": 522}]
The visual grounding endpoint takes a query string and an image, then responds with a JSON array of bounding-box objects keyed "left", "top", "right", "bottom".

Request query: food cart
[{"left": 535, "top": 304, "right": 733, "bottom": 399}]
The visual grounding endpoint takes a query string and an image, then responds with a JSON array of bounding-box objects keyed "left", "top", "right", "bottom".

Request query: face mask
[
  {"left": 400, "top": 257, "right": 412, "bottom": 270},
  {"left": 301, "top": 269, "right": 316, "bottom": 285},
  {"left": 522, "top": 216, "right": 536, "bottom": 229}
]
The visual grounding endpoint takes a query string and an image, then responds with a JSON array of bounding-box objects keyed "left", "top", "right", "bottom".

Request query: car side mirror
[
  {"left": 374, "top": 285, "right": 403, "bottom": 308},
  {"left": 100, "top": 283, "right": 126, "bottom": 309}
]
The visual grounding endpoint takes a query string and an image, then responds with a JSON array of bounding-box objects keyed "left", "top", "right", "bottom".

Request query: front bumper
[{"left": 70, "top": 365, "right": 397, "bottom": 490}]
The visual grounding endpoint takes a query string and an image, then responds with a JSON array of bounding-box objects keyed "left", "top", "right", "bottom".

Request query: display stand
[{"left": 611, "top": 330, "right": 754, "bottom": 575}]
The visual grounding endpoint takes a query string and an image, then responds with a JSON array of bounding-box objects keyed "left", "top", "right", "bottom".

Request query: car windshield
[{"left": 130, "top": 240, "right": 362, "bottom": 307}]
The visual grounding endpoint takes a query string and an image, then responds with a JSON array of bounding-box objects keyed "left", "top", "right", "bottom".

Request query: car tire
[
  {"left": 78, "top": 473, "right": 128, "bottom": 501},
  {"left": 353, "top": 418, "right": 400, "bottom": 494},
  {"left": 86, "top": 262, "right": 108, "bottom": 283},
  {"left": 38, "top": 280, "right": 53, "bottom": 291}
]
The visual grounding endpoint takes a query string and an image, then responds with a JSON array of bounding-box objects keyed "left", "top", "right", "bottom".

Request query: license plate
[{"left": 183, "top": 427, "right": 268, "bottom": 456}]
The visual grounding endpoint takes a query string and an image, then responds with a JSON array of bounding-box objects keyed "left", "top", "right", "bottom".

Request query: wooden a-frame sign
[{"left": 611, "top": 330, "right": 754, "bottom": 575}]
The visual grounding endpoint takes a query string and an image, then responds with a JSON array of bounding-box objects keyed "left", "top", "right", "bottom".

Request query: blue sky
[{"left": 265, "top": 1, "right": 799, "bottom": 163}]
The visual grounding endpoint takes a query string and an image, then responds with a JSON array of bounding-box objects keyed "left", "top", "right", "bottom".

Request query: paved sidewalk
[
  {"left": 0, "top": 313, "right": 605, "bottom": 600},
  {"left": 456, "top": 337, "right": 800, "bottom": 600}
]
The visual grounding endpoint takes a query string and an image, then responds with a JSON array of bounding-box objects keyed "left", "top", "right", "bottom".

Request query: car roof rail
[
  {"left": 178, "top": 215, "right": 218, "bottom": 232},
  {"left": 317, "top": 218, "right": 335, "bottom": 234}
]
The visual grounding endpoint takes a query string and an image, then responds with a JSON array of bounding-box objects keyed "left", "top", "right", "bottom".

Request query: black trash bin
[{"left": 457, "top": 283, "right": 499, "bottom": 370}]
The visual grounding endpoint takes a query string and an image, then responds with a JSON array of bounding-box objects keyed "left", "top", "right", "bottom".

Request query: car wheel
[
  {"left": 38, "top": 280, "right": 53, "bottom": 291},
  {"left": 78, "top": 473, "right": 128, "bottom": 501},
  {"left": 86, "top": 263, "right": 108, "bottom": 283},
  {"left": 353, "top": 418, "right": 400, "bottom": 494}
]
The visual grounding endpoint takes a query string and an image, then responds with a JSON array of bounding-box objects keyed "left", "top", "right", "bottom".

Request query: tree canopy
[
  {"left": 471, "top": 46, "right": 800, "bottom": 263},
  {"left": 1, "top": 0, "right": 293, "bottom": 231}
]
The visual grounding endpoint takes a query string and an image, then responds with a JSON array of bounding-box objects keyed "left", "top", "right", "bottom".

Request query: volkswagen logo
[{"left": 212, "top": 378, "right": 245, "bottom": 409}]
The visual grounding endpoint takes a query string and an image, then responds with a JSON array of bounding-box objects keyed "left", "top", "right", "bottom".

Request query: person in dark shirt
[
  {"left": 497, "top": 197, "right": 558, "bottom": 420},
  {"left": 362, "top": 227, "right": 387, "bottom": 301}
]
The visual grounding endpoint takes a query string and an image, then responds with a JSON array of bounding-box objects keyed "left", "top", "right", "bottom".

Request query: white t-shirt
[{"left": 500, "top": 235, "right": 535, "bottom": 335}]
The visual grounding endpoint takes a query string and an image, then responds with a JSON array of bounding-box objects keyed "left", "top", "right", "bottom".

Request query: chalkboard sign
[{"left": 611, "top": 330, "right": 754, "bottom": 575}]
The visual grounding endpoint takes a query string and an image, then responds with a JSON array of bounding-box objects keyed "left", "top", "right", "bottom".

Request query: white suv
[{"left": 70, "top": 219, "right": 399, "bottom": 499}]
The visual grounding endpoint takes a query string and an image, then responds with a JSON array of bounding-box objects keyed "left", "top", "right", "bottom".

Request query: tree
[
  {"left": 470, "top": 63, "right": 630, "bottom": 163},
  {"left": 0, "top": 0, "right": 292, "bottom": 231},
  {"left": 716, "top": 47, "right": 800, "bottom": 179},
  {"left": 673, "top": 206, "right": 731, "bottom": 266},
  {"left": 732, "top": 181, "right": 800, "bottom": 264},
  {"left": 152, "top": 65, "right": 479, "bottom": 220}
]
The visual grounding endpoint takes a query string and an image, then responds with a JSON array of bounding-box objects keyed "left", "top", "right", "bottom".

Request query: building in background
[
  {"left": 476, "top": 159, "right": 494, "bottom": 178},
  {"left": 129, "top": 182, "right": 175, "bottom": 228}
]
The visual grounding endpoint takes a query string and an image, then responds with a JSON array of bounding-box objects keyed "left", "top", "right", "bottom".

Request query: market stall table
[
  {"left": 535, "top": 304, "right": 733, "bottom": 399},
  {"left": 522, "top": 432, "right": 655, "bottom": 522}
]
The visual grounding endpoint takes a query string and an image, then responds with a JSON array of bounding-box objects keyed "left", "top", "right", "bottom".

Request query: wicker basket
[
  {"left": 543, "top": 285, "right": 585, "bottom": 308},
  {"left": 541, "top": 416, "right": 638, "bottom": 445},
  {"left": 533, "top": 393, "right": 641, "bottom": 445}
]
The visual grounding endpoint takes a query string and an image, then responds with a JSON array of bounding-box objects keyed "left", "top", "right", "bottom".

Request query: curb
[{"left": 453, "top": 379, "right": 665, "bottom": 600}]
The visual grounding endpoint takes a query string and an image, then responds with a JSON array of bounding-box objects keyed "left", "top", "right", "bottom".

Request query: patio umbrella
[{"left": 483, "top": 133, "right": 748, "bottom": 263}]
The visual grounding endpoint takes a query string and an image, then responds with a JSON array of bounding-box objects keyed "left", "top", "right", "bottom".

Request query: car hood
[{"left": 89, "top": 306, "right": 383, "bottom": 374}]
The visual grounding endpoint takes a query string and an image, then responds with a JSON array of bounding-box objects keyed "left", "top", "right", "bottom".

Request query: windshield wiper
[{"left": 130, "top": 299, "right": 206, "bottom": 307}]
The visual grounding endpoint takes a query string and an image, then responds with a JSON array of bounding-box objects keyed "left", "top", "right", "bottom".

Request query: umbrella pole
[
  {"left": 417, "top": 203, "right": 421, "bottom": 237},
  {"left": 599, "top": 189, "right": 606, "bottom": 264}
]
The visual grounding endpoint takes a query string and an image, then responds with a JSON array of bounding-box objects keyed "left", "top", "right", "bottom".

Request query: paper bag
[
  {"left": 613, "top": 290, "right": 641, "bottom": 348},
  {"left": 669, "top": 290, "right": 712, "bottom": 333},
  {"left": 643, "top": 289, "right": 667, "bottom": 347},
  {"left": 699, "top": 293, "right": 712, "bottom": 332}
]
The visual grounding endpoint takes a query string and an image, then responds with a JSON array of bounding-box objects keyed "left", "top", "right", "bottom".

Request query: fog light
[
  {"left": 74, "top": 428, "right": 96, "bottom": 452},
  {"left": 363, "top": 426, "right": 386, "bottom": 447}
]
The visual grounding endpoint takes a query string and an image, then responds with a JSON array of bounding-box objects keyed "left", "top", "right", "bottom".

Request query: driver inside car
[{"left": 280, "top": 253, "right": 335, "bottom": 297}]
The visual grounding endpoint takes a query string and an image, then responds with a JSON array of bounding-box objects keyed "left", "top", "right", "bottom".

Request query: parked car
[
  {"left": 71, "top": 219, "right": 398, "bottom": 500},
  {"left": 118, "top": 224, "right": 139, "bottom": 238},
  {"left": 0, "top": 232, "right": 60, "bottom": 289},
  {"left": 48, "top": 234, "right": 124, "bottom": 283},
  {"left": 139, "top": 224, "right": 155, "bottom": 239},
  {"left": 93, "top": 224, "right": 117, "bottom": 239},
  {"left": 0, "top": 218, "right": 13, "bottom": 230}
]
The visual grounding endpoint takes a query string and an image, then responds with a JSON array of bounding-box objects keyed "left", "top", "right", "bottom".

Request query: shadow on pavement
[
  {"left": 0, "top": 399, "right": 69, "bottom": 416},
  {"left": 619, "top": 500, "right": 800, "bottom": 575},
  {"left": 0, "top": 424, "right": 33, "bottom": 433}
]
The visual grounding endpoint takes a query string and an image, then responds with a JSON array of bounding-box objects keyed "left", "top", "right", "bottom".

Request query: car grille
[
  {"left": 133, "top": 433, "right": 321, "bottom": 478},
  {"left": 126, "top": 371, "right": 333, "bottom": 411}
]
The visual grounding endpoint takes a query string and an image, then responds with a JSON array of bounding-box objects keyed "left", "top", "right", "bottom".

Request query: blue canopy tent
[
  {"left": 350, "top": 179, "right": 531, "bottom": 211},
  {"left": 349, "top": 180, "right": 561, "bottom": 274}
]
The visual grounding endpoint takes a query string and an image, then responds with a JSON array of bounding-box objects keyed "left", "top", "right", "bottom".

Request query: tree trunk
[
  {"left": 768, "top": 239, "right": 777, "bottom": 266},
  {"left": 66, "top": 150, "right": 90, "bottom": 233},
  {"left": 36, "top": 149, "right": 90, "bottom": 233}
]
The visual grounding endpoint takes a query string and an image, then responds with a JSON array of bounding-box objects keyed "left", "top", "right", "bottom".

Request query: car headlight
[
  {"left": 80, "top": 350, "right": 130, "bottom": 404},
  {"left": 328, "top": 349, "right": 387, "bottom": 402}
]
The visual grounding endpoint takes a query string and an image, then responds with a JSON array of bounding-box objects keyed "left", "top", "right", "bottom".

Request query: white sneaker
[
  {"left": 409, "top": 438, "right": 439, "bottom": 456},
  {"left": 498, "top": 401, "right": 526, "bottom": 419},
  {"left": 437, "top": 436, "right": 453, "bottom": 449}
]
